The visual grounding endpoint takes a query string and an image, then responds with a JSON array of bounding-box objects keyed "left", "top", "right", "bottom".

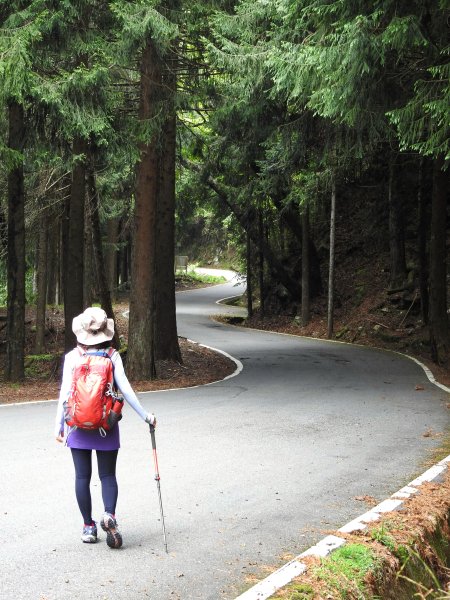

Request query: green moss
[
  {"left": 354, "top": 285, "right": 366, "bottom": 306},
  {"left": 336, "top": 326, "right": 349, "bottom": 339},
  {"left": 24, "top": 354, "right": 59, "bottom": 378},
  {"left": 25, "top": 354, "right": 54, "bottom": 361}
]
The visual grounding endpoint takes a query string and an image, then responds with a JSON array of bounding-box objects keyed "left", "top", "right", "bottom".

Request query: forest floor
[
  {"left": 0, "top": 275, "right": 235, "bottom": 405},
  {"left": 230, "top": 305, "right": 450, "bottom": 388},
  {"left": 1, "top": 265, "right": 449, "bottom": 403},
  {"left": 218, "top": 252, "right": 450, "bottom": 390}
]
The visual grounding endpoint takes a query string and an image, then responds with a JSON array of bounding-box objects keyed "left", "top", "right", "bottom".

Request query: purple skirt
[{"left": 67, "top": 424, "right": 120, "bottom": 450}]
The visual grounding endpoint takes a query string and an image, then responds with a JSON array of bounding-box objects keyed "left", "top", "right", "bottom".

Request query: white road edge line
[
  {"left": 217, "top": 319, "right": 450, "bottom": 394},
  {"left": 235, "top": 455, "right": 450, "bottom": 600},
  {"left": 3, "top": 284, "right": 449, "bottom": 600},
  {"left": 0, "top": 341, "right": 243, "bottom": 405},
  {"left": 212, "top": 311, "right": 450, "bottom": 599},
  {"left": 0, "top": 291, "right": 244, "bottom": 408}
]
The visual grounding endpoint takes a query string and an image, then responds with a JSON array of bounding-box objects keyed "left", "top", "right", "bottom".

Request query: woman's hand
[
  {"left": 56, "top": 432, "right": 64, "bottom": 443},
  {"left": 145, "top": 414, "right": 157, "bottom": 427}
]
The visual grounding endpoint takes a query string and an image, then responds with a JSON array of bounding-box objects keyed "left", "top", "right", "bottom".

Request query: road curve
[{"left": 1, "top": 276, "right": 449, "bottom": 600}]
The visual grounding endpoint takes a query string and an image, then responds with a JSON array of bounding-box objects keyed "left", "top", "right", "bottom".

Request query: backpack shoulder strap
[{"left": 85, "top": 348, "right": 114, "bottom": 358}]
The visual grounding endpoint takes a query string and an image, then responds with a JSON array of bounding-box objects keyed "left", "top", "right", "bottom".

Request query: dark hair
[{"left": 78, "top": 340, "right": 115, "bottom": 351}]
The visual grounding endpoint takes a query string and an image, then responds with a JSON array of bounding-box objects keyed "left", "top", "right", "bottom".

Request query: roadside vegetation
[
  {"left": 269, "top": 471, "right": 450, "bottom": 600},
  {"left": 178, "top": 269, "right": 227, "bottom": 286}
]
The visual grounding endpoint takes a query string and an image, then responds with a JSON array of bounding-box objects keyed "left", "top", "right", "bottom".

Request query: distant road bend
[{"left": 1, "top": 272, "right": 448, "bottom": 600}]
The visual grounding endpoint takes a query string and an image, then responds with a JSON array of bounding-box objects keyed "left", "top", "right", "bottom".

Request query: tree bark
[
  {"left": 6, "top": 100, "right": 25, "bottom": 381},
  {"left": 119, "top": 228, "right": 130, "bottom": 290},
  {"left": 0, "top": 204, "right": 7, "bottom": 256},
  {"left": 258, "top": 207, "right": 265, "bottom": 317},
  {"left": 35, "top": 209, "right": 49, "bottom": 354},
  {"left": 84, "top": 188, "right": 95, "bottom": 307},
  {"left": 246, "top": 227, "right": 253, "bottom": 318},
  {"left": 388, "top": 154, "right": 407, "bottom": 289},
  {"left": 87, "top": 157, "right": 120, "bottom": 349},
  {"left": 327, "top": 177, "right": 336, "bottom": 339},
  {"left": 301, "top": 205, "right": 310, "bottom": 326},
  {"left": 127, "top": 39, "right": 161, "bottom": 380},
  {"left": 417, "top": 158, "right": 430, "bottom": 324},
  {"left": 46, "top": 216, "right": 59, "bottom": 305},
  {"left": 64, "top": 136, "right": 87, "bottom": 351},
  {"left": 155, "top": 64, "right": 181, "bottom": 362},
  {"left": 106, "top": 217, "right": 119, "bottom": 299},
  {"left": 429, "top": 156, "right": 449, "bottom": 365}
]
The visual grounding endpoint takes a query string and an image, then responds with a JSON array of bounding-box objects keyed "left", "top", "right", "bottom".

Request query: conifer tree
[
  {"left": 0, "top": 0, "right": 49, "bottom": 380},
  {"left": 207, "top": 0, "right": 448, "bottom": 362}
]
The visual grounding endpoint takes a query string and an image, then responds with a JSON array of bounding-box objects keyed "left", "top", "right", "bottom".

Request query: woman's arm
[
  {"left": 113, "top": 352, "right": 155, "bottom": 423},
  {"left": 54, "top": 350, "right": 74, "bottom": 438}
]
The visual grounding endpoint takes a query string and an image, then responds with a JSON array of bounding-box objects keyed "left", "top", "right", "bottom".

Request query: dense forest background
[{"left": 0, "top": 0, "right": 449, "bottom": 383}]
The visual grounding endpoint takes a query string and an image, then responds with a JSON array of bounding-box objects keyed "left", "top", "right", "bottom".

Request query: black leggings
[{"left": 71, "top": 449, "right": 119, "bottom": 525}]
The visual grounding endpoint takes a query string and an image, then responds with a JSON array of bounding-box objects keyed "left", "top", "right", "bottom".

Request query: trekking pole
[{"left": 149, "top": 423, "right": 168, "bottom": 553}]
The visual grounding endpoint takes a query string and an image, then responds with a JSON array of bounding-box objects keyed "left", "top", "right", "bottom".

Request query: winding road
[{"left": 1, "top": 273, "right": 449, "bottom": 600}]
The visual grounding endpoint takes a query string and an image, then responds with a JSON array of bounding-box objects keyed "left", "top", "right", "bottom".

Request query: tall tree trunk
[
  {"left": 64, "top": 136, "right": 86, "bottom": 351},
  {"left": 0, "top": 204, "right": 7, "bottom": 255},
  {"left": 417, "top": 158, "right": 430, "bottom": 325},
  {"left": 84, "top": 190, "right": 95, "bottom": 307},
  {"left": 301, "top": 205, "right": 310, "bottom": 326},
  {"left": 127, "top": 39, "right": 161, "bottom": 380},
  {"left": 87, "top": 157, "right": 120, "bottom": 349},
  {"left": 246, "top": 227, "right": 253, "bottom": 318},
  {"left": 6, "top": 100, "right": 25, "bottom": 381},
  {"left": 388, "top": 154, "right": 407, "bottom": 290},
  {"left": 46, "top": 216, "right": 58, "bottom": 305},
  {"left": 61, "top": 201, "right": 68, "bottom": 308},
  {"left": 327, "top": 177, "right": 336, "bottom": 339},
  {"left": 155, "top": 65, "right": 181, "bottom": 362},
  {"left": 106, "top": 217, "right": 119, "bottom": 299},
  {"left": 429, "top": 157, "right": 449, "bottom": 365},
  {"left": 258, "top": 207, "right": 265, "bottom": 317},
  {"left": 35, "top": 209, "right": 48, "bottom": 354},
  {"left": 119, "top": 228, "right": 130, "bottom": 290}
]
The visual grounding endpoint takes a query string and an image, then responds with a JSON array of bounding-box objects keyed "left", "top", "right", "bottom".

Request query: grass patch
[
  {"left": 370, "top": 521, "right": 409, "bottom": 562},
  {"left": 283, "top": 582, "right": 315, "bottom": 599},
  {"left": 313, "top": 544, "right": 377, "bottom": 596},
  {"left": 278, "top": 544, "right": 379, "bottom": 600},
  {"left": 221, "top": 295, "right": 245, "bottom": 307},
  {"left": 178, "top": 270, "right": 226, "bottom": 285}
]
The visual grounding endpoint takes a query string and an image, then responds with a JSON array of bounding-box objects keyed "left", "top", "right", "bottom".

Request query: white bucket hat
[{"left": 72, "top": 307, "right": 115, "bottom": 346}]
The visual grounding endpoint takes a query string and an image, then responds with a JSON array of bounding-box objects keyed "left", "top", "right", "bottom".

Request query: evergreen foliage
[{"left": 0, "top": 0, "right": 448, "bottom": 376}]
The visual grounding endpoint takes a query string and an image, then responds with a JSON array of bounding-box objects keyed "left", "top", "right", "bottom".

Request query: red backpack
[{"left": 64, "top": 347, "right": 123, "bottom": 431}]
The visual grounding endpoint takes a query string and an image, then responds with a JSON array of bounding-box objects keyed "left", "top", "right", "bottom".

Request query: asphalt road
[{"left": 1, "top": 274, "right": 449, "bottom": 600}]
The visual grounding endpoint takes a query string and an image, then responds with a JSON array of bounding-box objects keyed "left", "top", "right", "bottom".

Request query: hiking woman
[{"left": 54, "top": 306, "right": 156, "bottom": 548}]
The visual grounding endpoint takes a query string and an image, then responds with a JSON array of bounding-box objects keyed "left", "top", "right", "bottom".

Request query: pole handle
[{"left": 149, "top": 423, "right": 156, "bottom": 449}]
